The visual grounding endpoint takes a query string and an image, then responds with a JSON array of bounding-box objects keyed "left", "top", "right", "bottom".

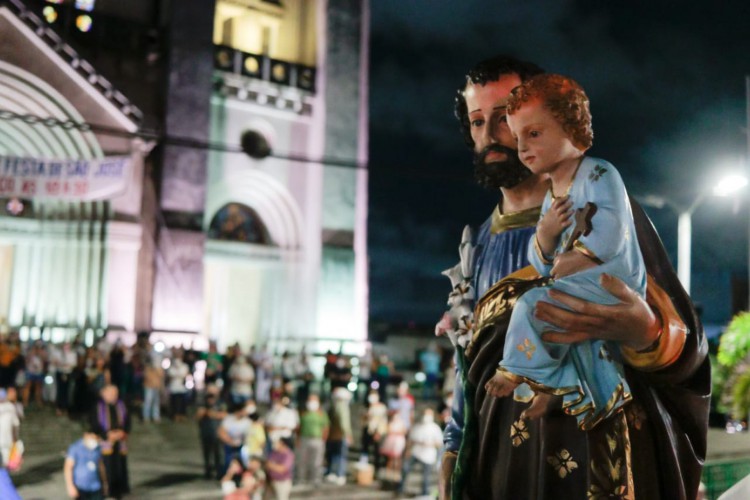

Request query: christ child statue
[{"left": 484, "top": 74, "right": 646, "bottom": 429}]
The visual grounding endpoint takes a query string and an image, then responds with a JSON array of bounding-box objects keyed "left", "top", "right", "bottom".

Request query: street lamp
[
  {"left": 640, "top": 173, "right": 748, "bottom": 295},
  {"left": 678, "top": 173, "right": 747, "bottom": 295}
]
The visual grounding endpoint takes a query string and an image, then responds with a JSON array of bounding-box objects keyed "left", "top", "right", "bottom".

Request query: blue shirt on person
[{"left": 67, "top": 439, "right": 103, "bottom": 492}]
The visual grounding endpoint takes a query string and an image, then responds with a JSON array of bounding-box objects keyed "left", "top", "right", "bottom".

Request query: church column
[
  {"left": 9, "top": 239, "right": 30, "bottom": 327},
  {"left": 134, "top": 144, "right": 156, "bottom": 333},
  {"left": 87, "top": 201, "right": 104, "bottom": 330},
  {"left": 0, "top": 244, "right": 14, "bottom": 327},
  {"left": 76, "top": 203, "right": 91, "bottom": 329}
]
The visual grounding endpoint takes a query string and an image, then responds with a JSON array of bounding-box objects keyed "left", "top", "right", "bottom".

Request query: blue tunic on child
[{"left": 499, "top": 156, "right": 646, "bottom": 430}]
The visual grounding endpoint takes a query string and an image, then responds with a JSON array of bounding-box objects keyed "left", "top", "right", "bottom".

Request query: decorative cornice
[
  {"left": 213, "top": 72, "right": 314, "bottom": 116},
  {"left": 2, "top": 0, "right": 143, "bottom": 125}
]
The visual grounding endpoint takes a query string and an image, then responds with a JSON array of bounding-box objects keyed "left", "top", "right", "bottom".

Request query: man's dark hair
[{"left": 454, "top": 55, "right": 544, "bottom": 148}]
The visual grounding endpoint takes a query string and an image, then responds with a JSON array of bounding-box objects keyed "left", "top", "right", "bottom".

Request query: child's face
[{"left": 507, "top": 98, "right": 581, "bottom": 175}]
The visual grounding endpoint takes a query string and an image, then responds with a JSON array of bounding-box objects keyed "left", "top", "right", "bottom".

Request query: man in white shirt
[
  {"left": 228, "top": 355, "right": 255, "bottom": 405},
  {"left": 217, "top": 402, "right": 252, "bottom": 476},
  {"left": 397, "top": 408, "right": 443, "bottom": 497}
]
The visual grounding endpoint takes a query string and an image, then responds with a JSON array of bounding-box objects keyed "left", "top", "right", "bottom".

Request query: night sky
[{"left": 367, "top": 1, "right": 750, "bottom": 329}]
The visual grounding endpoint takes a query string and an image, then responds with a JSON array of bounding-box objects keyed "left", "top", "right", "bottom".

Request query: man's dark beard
[{"left": 473, "top": 144, "right": 532, "bottom": 190}]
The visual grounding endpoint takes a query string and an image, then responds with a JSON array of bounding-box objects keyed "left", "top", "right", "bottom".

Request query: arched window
[{"left": 208, "top": 203, "right": 272, "bottom": 245}]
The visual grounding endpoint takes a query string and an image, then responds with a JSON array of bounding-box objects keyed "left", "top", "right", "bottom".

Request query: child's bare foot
[
  {"left": 521, "top": 392, "right": 552, "bottom": 420},
  {"left": 485, "top": 371, "right": 518, "bottom": 398}
]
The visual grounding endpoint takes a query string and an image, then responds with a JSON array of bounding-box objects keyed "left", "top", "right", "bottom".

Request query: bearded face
[
  {"left": 462, "top": 76, "right": 533, "bottom": 191},
  {"left": 473, "top": 143, "right": 532, "bottom": 190}
]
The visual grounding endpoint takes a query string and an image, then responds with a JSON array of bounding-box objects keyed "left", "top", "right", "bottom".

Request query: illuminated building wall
[
  {"left": 0, "top": 0, "right": 369, "bottom": 352},
  {"left": 200, "top": 0, "right": 370, "bottom": 352},
  {"left": 0, "top": 1, "right": 150, "bottom": 343}
]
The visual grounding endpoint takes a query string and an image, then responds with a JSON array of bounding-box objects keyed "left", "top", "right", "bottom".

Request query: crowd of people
[{"left": 0, "top": 331, "right": 455, "bottom": 498}]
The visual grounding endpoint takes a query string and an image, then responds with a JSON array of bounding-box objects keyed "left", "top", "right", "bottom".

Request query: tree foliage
[
  {"left": 718, "top": 312, "right": 750, "bottom": 367},
  {"left": 717, "top": 312, "right": 750, "bottom": 419}
]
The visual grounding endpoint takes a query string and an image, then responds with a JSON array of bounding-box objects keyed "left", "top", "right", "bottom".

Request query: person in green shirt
[
  {"left": 297, "top": 394, "right": 329, "bottom": 485},
  {"left": 201, "top": 341, "right": 224, "bottom": 384}
]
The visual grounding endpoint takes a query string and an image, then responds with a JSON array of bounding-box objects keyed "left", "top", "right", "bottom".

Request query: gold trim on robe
[
  {"left": 534, "top": 234, "right": 554, "bottom": 265},
  {"left": 469, "top": 265, "right": 550, "bottom": 357},
  {"left": 620, "top": 275, "right": 687, "bottom": 371},
  {"left": 490, "top": 204, "right": 541, "bottom": 234},
  {"left": 496, "top": 366, "right": 632, "bottom": 431}
]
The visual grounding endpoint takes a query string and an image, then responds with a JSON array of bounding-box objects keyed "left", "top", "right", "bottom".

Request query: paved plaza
[
  {"left": 11, "top": 406, "right": 432, "bottom": 499},
  {"left": 8, "top": 406, "right": 750, "bottom": 499}
]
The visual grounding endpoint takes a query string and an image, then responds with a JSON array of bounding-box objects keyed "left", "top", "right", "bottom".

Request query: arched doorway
[
  {"left": 203, "top": 200, "right": 301, "bottom": 350},
  {"left": 0, "top": 59, "right": 108, "bottom": 341}
]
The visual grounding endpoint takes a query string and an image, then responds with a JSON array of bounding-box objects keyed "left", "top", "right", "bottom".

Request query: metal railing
[{"left": 213, "top": 45, "right": 316, "bottom": 94}]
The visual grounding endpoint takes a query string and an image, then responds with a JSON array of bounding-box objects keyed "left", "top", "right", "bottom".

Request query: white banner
[{"left": 0, "top": 155, "right": 131, "bottom": 200}]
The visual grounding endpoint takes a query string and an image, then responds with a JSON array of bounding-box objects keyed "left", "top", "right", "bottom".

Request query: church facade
[{"left": 0, "top": 0, "right": 369, "bottom": 353}]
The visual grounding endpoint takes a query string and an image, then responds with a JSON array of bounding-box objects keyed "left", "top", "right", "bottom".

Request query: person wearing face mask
[
  {"left": 64, "top": 430, "right": 107, "bottom": 500},
  {"left": 360, "top": 389, "right": 387, "bottom": 477},
  {"left": 324, "top": 387, "right": 352, "bottom": 485},
  {"left": 297, "top": 394, "right": 329, "bottom": 484},
  {"left": 397, "top": 408, "right": 444, "bottom": 498},
  {"left": 243, "top": 402, "right": 267, "bottom": 459},
  {"left": 265, "top": 396, "right": 299, "bottom": 451}
]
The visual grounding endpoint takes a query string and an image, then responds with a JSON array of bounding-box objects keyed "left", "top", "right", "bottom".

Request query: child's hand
[
  {"left": 551, "top": 250, "right": 598, "bottom": 279},
  {"left": 66, "top": 484, "right": 79, "bottom": 499},
  {"left": 537, "top": 196, "right": 574, "bottom": 257}
]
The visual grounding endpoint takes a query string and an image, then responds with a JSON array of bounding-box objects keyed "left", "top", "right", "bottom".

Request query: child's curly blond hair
[{"left": 506, "top": 74, "right": 593, "bottom": 150}]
